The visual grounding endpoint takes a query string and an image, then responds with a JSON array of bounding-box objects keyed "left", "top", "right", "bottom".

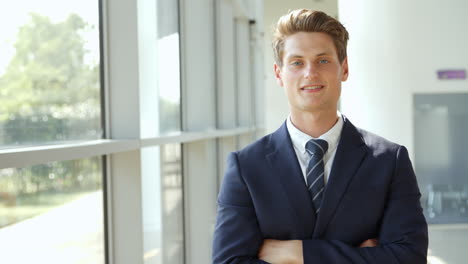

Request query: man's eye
[
  {"left": 291, "top": 61, "right": 303, "bottom": 66},
  {"left": 319, "top": 59, "right": 329, "bottom": 64}
]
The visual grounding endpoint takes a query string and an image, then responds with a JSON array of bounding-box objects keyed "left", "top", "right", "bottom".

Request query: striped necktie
[{"left": 305, "top": 139, "right": 328, "bottom": 215}]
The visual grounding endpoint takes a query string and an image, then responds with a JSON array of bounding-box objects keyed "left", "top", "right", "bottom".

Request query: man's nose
[{"left": 304, "top": 64, "right": 319, "bottom": 79}]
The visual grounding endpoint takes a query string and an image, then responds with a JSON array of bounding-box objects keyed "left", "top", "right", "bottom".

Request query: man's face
[{"left": 274, "top": 32, "right": 348, "bottom": 116}]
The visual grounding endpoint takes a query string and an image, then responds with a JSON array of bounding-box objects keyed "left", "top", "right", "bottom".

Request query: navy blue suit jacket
[{"left": 212, "top": 116, "right": 428, "bottom": 263}]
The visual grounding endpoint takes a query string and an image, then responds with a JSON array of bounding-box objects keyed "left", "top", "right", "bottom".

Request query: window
[
  {"left": 157, "top": 0, "right": 181, "bottom": 134},
  {"left": 0, "top": 157, "right": 104, "bottom": 263},
  {"left": 0, "top": 1, "right": 263, "bottom": 263},
  {"left": 414, "top": 93, "right": 468, "bottom": 223},
  {"left": 0, "top": 1, "right": 104, "bottom": 263},
  {"left": 142, "top": 144, "right": 183, "bottom": 264},
  {"left": 0, "top": 0, "right": 102, "bottom": 147},
  {"left": 414, "top": 93, "right": 468, "bottom": 263}
]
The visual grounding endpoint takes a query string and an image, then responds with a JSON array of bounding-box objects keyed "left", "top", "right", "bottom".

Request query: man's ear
[
  {"left": 274, "top": 63, "right": 284, "bottom": 87},
  {"left": 341, "top": 57, "right": 349, "bottom": 82}
]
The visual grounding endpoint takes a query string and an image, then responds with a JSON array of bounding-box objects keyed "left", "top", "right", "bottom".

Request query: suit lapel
[
  {"left": 266, "top": 122, "right": 316, "bottom": 235},
  {"left": 313, "top": 116, "right": 368, "bottom": 238}
]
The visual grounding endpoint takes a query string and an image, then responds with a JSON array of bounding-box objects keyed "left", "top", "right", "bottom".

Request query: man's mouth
[{"left": 301, "top": 85, "right": 324, "bottom": 91}]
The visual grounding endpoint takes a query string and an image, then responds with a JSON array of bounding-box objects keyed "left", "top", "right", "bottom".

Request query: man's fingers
[
  {"left": 258, "top": 239, "right": 303, "bottom": 264},
  {"left": 359, "top": 238, "right": 378, "bottom": 247},
  {"left": 258, "top": 239, "right": 275, "bottom": 259}
]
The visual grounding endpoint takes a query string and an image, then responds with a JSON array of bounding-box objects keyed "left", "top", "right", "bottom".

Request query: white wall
[
  {"left": 263, "top": 0, "right": 339, "bottom": 133},
  {"left": 338, "top": 0, "right": 468, "bottom": 157}
]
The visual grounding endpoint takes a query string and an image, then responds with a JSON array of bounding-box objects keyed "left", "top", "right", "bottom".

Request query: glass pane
[
  {"left": 0, "top": 157, "right": 104, "bottom": 264},
  {"left": 157, "top": 0, "right": 181, "bottom": 134},
  {"left": 414, "top": 93, "right": 468, "bottom": 223},
  {"left": 142, "top": 144, "right": 183, "bottom": 264},
  {"left": 0, "top": 1, "right": 102, "bottom": 148},
  {"left": 414, "top": 93, "right": 468, "bottom": 264}
]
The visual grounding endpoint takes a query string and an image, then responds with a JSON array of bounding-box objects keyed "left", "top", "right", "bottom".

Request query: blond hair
[{"left": 272, "top": 9, "right": 349, "bottom": 66}]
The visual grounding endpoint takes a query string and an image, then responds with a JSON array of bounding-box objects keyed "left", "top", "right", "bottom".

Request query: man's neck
[{"left": 290, "top": 110, "right": 339, "bottom": 138}]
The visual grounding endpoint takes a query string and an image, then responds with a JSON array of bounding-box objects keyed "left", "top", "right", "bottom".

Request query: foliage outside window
[
  {"left": 0, "top": 3, "right": 104, "bottom": 263},
  {"left": 0, "top": 13, "right": 101, "bottom": 147}
]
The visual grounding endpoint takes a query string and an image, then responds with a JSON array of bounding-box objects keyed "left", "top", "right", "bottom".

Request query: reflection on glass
[
  {"left": 142, "top": 144, "right": 183, "bottom": 264},
  {"left": 414, "top": 94, "right": 468, "bottom": 223},
  {"left": 0, "top": 157, "right": 104, "bottom": 264},
  {"left": 414, "top": 93, "right": 468, "bottom": 264},
  {"left": 157, "top": 0, "right": 181, "bottom": 134},
  {"left": 0, "top": 0, "right": 101, "bottom": 147},
  {"left": 161, "top": 144, "right": 184, "bottom": 263}
]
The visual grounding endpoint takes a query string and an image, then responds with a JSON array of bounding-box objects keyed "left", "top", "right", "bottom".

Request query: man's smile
[{"left": 301, "top": 84, "right": 324, "bottom": 92}]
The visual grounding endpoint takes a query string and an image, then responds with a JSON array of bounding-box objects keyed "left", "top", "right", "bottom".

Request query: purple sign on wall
[{"left": 437, "top": 69, "right": 466, "bottom": 80}]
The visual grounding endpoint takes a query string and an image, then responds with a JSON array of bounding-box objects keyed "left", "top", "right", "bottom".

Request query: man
[{"left": 212, "top": 9, "right": 428, "bottom": 264}]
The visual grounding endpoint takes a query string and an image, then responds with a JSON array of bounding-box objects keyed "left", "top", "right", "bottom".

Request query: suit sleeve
[
  {"left": 302, "top": 146, "right": 428, "bottom": 264},
  {"left": 212, "top": 152, "right": 269, "bottom": 264}
]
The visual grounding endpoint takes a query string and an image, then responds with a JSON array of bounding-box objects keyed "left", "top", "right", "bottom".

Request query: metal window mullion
[{"left": 105, "top": 0, "right": 143, "bottom": 262}]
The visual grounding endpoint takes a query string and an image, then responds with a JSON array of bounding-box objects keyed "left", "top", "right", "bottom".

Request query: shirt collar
[{"left": 287, "top": 112, "right": 344, "bottom": 155}]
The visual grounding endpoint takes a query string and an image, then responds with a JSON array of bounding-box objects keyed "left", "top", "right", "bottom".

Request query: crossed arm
[
  {"left": 258, "top": 238, "right": 378, "bottom": 263},
  {"left": 212, "top": 147, "right": 428, "bottom": 264}
]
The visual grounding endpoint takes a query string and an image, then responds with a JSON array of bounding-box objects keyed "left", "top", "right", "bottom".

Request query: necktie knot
[{"left": 305, "top": 139, "right": 328, "bottom": 157}]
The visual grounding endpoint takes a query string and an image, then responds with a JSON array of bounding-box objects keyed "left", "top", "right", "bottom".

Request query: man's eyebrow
[
  {"left": 316, "top": 52, "right": 330, "bottom": 57},
  {"left": 286, "top": 52, "right": 332, "bottom": 59},
  {"left": 286, "top": 54, "right": 304, "bottom": 59}
]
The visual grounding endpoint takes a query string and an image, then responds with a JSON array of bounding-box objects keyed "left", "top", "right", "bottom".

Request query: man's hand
[
  {"left": 359, "top": 238, "right": 378, "bottom": 248},
  {"left": 257, "top": 238, "right": 377, "bottom": 263},
  {"left": 258, "top": 239, "right": 304, "bottom": 264}
]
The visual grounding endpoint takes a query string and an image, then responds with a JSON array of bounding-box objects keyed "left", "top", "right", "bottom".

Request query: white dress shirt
[{"left": 286, "top": 112, "right": 344, "bottom": 185}]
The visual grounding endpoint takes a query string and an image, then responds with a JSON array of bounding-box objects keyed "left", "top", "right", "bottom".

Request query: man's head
[
  {"left": 272, "top": 9, "right": 349, "bottom": 67},
  {"left": 272, "top": 9, "right": 350, "bottom": 117}
]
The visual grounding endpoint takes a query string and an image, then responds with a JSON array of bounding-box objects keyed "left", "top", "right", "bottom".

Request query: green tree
[
  {"left": 0, "top": 12, "right": 100, "bottom": 143},
  {"left": 0, "top": 13, "right": 101, "bottom": 195}
]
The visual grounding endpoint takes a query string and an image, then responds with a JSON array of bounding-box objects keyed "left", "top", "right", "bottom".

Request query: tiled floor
[
  {"left": 0, "top": 191, "right": 104, "bottom": 264},
  {"left": 1, "top": 193, "right": 465, "bottom": 263}
]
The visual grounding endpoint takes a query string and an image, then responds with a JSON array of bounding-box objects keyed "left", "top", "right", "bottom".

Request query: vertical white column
[
  {"left": 104, "top": 0, "right": 143, "bottom": 263},
  {"left": 136, "top": 1, "right": 164, "bottom": 263},
  {"left": 215, "top": 0, "right": 239, "bottom": 191},
  {"left": 179, "top": 0, "right": 218, "bottom": 263},
  {"left": 339, "top": 0, "right": 413, "bottom": 151},
  {"left": 216, "top": 0, "right": 237, "bottom": 130}
]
